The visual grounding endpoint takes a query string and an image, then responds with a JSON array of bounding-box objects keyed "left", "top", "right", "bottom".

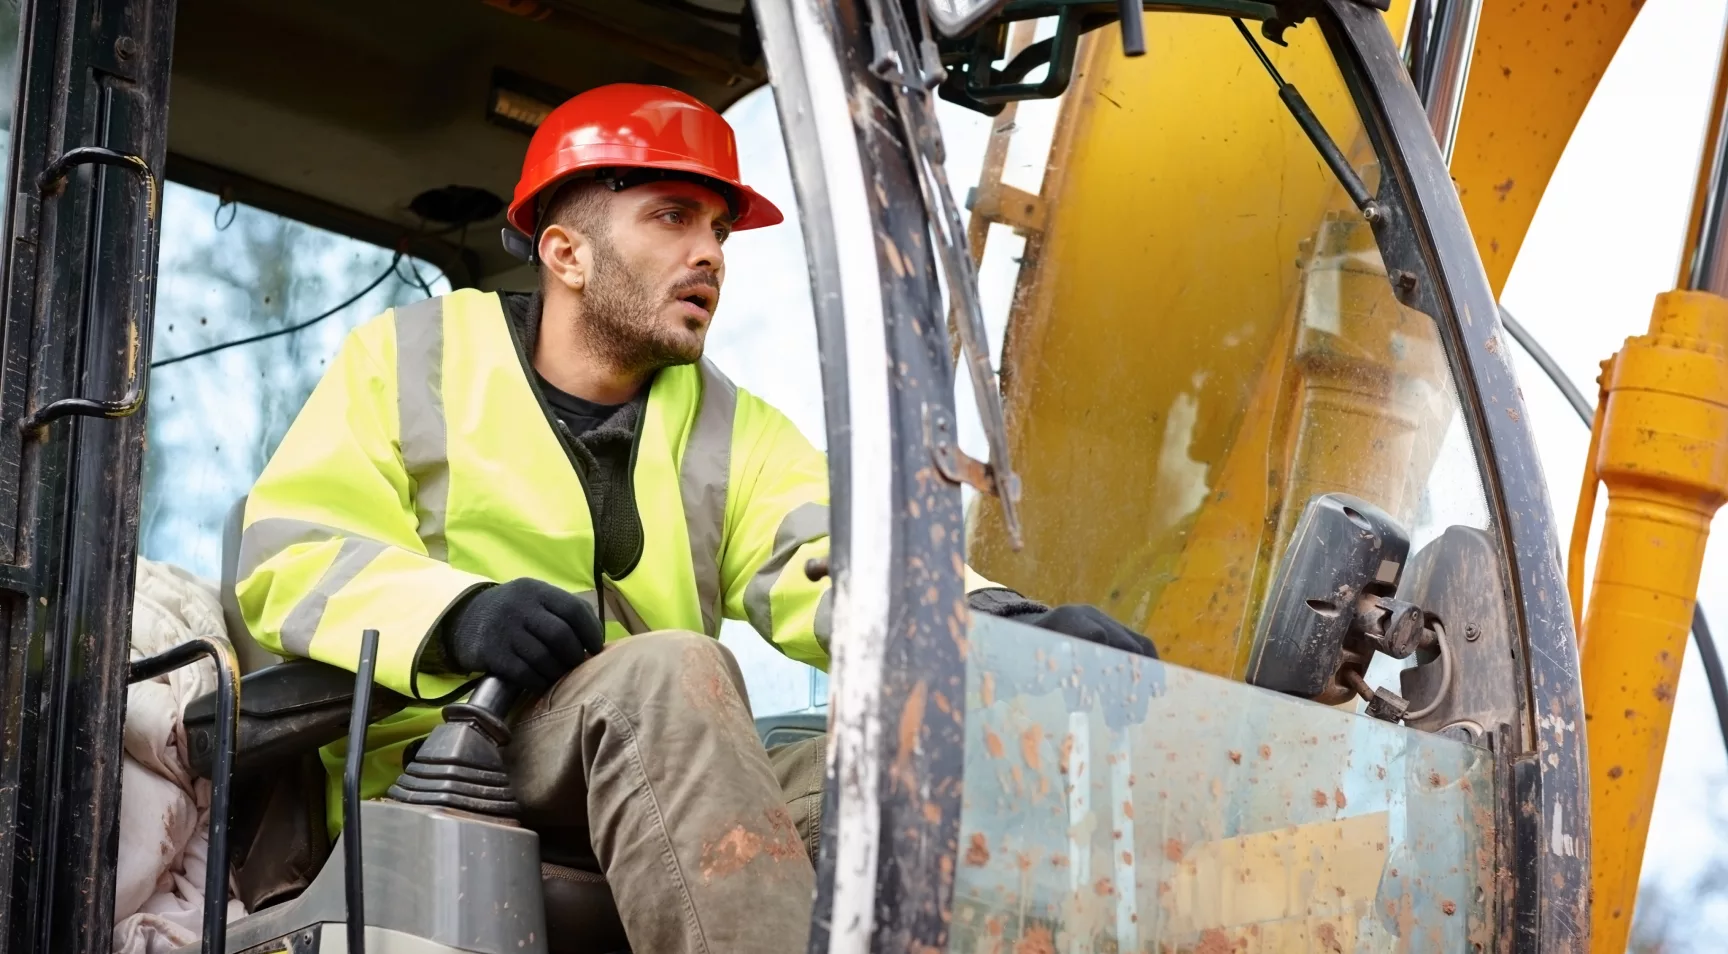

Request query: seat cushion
[{"left": 542, "top": 863, "right": 629, "bottom": 954}]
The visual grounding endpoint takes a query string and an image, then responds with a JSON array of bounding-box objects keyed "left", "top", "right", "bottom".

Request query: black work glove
[
  {"left": 1026, "top": 604, "right": 1158, "bottom": 659},
  {"left": 968, "top": 588, "right": 1158, "bottom": 659},
  {"left": 441, "top": 579, "right": 606, "bottom": 690}
]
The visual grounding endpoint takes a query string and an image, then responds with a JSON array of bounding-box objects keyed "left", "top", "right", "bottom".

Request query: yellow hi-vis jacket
[{"left": 237, "top": 289, "right": 838, "bottom": 828}]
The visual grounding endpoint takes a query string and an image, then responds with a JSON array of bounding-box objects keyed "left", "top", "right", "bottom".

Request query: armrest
[{"left": 183, "top": 657, "right": 412, "bottom": 779}]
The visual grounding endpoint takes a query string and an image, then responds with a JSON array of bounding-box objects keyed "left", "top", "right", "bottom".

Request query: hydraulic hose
[{"left": 1499, "top": 305, "right": 1728, "bottom": 754}]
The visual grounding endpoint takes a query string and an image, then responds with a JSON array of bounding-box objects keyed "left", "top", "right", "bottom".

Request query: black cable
[
  {"left": 1499, "top": 305, "right": 1728, "bottom": 751},
  {"left": 151, "top": 250, "right": 404, "bottom": 369},
  {"left": 396, "top": 257, "right": 436, "bottom": 300}
]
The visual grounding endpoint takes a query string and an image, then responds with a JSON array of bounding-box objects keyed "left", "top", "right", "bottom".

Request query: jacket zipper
[{"left": 502, "top": 311, "right": 614, "bottom": 631}]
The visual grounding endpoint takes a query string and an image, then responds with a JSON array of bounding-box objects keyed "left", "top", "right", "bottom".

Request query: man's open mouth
[{"left": 675, "top": 284, "right": 718, "bottom": 315}]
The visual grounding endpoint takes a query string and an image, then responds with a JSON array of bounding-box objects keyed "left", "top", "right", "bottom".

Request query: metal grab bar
[
  {"left": 127, "top": 635, "right": 240, "bottom": 954},
  {"left": 24, "top": 145, "right": 160, "bottom": 433}
]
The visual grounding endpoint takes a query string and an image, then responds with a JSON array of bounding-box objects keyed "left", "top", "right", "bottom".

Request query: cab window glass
[
  {"left": 142, "top": 182, "right": 450, "bottom": 579},
  {"left": 957, "top": 12, "right": 1496, "bottom": 686}
]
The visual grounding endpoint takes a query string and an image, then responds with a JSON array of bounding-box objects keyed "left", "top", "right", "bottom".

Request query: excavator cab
[{"left": 0, "top": 0, "right": 1586, "bottom": 952}]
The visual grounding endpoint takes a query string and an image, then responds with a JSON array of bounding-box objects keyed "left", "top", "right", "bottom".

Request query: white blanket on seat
[{"left": 112, "top": 559, "right": 246, "bottom": 954}]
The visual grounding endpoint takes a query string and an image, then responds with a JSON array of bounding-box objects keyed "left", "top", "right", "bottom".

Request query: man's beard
[{"left": 578, "top": 236, "right": 710, "bottom": 375}]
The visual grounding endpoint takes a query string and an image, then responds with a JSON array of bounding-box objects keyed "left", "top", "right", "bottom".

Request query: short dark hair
[{"left": 540, "top": 176, "right": 613, "bottom": 242}]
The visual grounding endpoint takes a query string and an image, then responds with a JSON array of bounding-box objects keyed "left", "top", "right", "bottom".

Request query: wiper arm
[{"left": 1232, "top": 18, "right": 1385, "bottom": 223}]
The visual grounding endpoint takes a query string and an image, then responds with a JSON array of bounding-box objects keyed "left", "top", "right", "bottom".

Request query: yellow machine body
[
  {"left": 964, "top": 5, "right": 1466, "bottom": 682},
  {"left": 1572, "top": 291, "right": 1728, "bottom": 953}
]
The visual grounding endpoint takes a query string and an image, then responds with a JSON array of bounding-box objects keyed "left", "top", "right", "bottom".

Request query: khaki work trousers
[{"left": 504, "top": 630, "right": 825, "bottom": 954}]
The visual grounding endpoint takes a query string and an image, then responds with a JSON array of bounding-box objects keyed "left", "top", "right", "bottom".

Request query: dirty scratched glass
[
  {"left": 950, "top": 615, "right": 1495, "bottom": 954},
  {"left": 961, "top": 11, "right": 1497, "bottom": 685}
]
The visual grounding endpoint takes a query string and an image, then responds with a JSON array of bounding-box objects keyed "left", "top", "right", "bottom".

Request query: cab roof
[{"left": 166, "top": 0, "right": 764, "bottom": 287}]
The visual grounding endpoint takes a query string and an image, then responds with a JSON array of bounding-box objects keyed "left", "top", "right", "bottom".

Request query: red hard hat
[{"left": 507, "top": 83, "right": 783, "bottom": 237}]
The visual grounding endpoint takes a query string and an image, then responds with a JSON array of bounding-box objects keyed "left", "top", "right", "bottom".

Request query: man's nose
[{"left": 688, "top": 232, "right": 724, "bottom": 272}]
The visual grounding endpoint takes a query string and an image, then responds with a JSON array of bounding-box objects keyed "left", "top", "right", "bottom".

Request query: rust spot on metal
[
  {"left": 892, "top": 680, "right": 927, "bottom": 791},
  {"left": 1013, "top": 925, "right": 1055, "bottom": 954},
  {"left": 1334, "top": 788, "right": 1347, "bottom": 809},
  {"left": 1228, "top": 750, "right": 1242, "bottom": 764},
  {"left": 1259, "top": 744, "right": 1272, "bottom": 760},
  {"left": 981, "top": 671, "right": 995, "bottom": 707},
  {"left": 965, "top": 832, "right": 990, "bottom": 867},
  {"left": 1443, "top": 899, "right": 1458, "bottom": 915},
  {"left": 1163, "top": 838, "right": 1184, "bottom": 862},
  {"left": 1121, "top": 800, "right": 1133, "bottom": 819},
  {"left": 1654, "top": 681, "right": 1674, "bottom": 702},
  {"left": 1312, "top": 789, "right": 1329, "bottom": 808},
  {"left": 1059, "top": 733, "right": 1074, "bottom": 773},
  {"left": 984, "top": 728, "right": 1005, "bottom": 758},
  {"left": 1093, "top": 877, "right": 1114, "bottom": 897},
  {"left": 1316, "top": 920, "right": 1344, "bottom": 952},
  {"left": 1429, "top": 770, "right": 1445, "bottom": 787},
  {"left": 1607, "top": 765, "right": 1623, "bottom": 779},
  {"left": 1493, "top": 177, "right": 1516, "bottom": 200},
  {"left": 1194, "top": 929, "right": 1234, "bottom": 954},
  {"left": 1020, "top": 727, "right": 1043, "bottom": 771},
  {"left": 1507, "top": 406, "right": 1522, "bottom": 422}
]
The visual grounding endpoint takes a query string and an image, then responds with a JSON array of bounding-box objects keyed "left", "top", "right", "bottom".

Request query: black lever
[
  {"left": 386, "top": 675, "right": 523, "bottom": 816},
  {"left": 343, "top": 629, "right": 381, "bottom": 954}
]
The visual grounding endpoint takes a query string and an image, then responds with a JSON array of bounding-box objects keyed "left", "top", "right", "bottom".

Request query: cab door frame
[
  {"left": 0, "top": 0, "right": 176, "bottom": 951},
  {"left": 756, "top": 1, "right": 970, "bottom": 952}
]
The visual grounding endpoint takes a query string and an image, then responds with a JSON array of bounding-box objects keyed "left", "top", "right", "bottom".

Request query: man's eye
[
  {"left": 660, "top": 210, "right": 685, "bottom": 225},
  {"left": 714, "top": 227, "right": 731, "bottom": 244}
]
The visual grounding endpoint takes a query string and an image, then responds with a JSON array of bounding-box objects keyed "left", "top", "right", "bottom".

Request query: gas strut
[{"left": 1232, "top": 18, "right": 1385, "bottom": 224}]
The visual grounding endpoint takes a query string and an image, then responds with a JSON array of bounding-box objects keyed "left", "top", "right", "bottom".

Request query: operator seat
[{"left": 189, "top": 498, "right": 630, "bottom": 953}]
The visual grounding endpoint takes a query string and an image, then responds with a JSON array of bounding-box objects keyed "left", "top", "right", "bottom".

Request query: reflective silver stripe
[
  {"left": 395, "top": 298, "right": 450, "bottom": 561},
  {"left": 574, "top": 587, "right": 650, "bottom": 636},
  {"left": 603, "top": 584, "right": 652, "bottom": 635},
  {"left": 813, "top": 587, "right": 833, "bottom": 654},
  {"left": 681, "top": 359, "right": 737, "bottom": 636},
  {"left": 235, "top": 517, "right": 376, "bottom": 582},
  {"left": 279, "top": 537, "right": 386, "bottom": 656},
  {"left": 743, "top": 501, "right": 830, "bottom": 639}
]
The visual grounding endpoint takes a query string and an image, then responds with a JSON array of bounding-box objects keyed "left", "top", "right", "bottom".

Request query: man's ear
[{"left": 539, "top": 223, "right": 590, "bottom": 292}]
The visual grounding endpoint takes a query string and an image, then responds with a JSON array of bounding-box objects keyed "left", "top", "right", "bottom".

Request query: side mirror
[{"left": 1246, "top": 493, "right": 1444, "bottom": 723}]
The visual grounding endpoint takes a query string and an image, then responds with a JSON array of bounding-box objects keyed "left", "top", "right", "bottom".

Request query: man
[{"left": 237, "top": 84, "right": 1155, "bottom": 954}]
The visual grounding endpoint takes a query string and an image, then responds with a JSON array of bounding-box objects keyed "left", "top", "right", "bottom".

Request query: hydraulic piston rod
[{"left": 1574, "top": 291, "right": 1728, "bottom": 952}]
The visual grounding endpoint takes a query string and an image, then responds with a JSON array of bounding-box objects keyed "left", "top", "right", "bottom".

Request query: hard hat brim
[{"left": 507, "top": 157, "right": 784, "bottom": 238}]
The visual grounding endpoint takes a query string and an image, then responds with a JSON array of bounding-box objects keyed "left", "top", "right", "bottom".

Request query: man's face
[{"left": 578, "top": 180, "right": 733, "bottom": 373}]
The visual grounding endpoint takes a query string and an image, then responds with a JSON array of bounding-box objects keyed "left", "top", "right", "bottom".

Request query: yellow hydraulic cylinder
[{"left": 1574, "top": 290, "right": 1728, "bottom": 954}]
